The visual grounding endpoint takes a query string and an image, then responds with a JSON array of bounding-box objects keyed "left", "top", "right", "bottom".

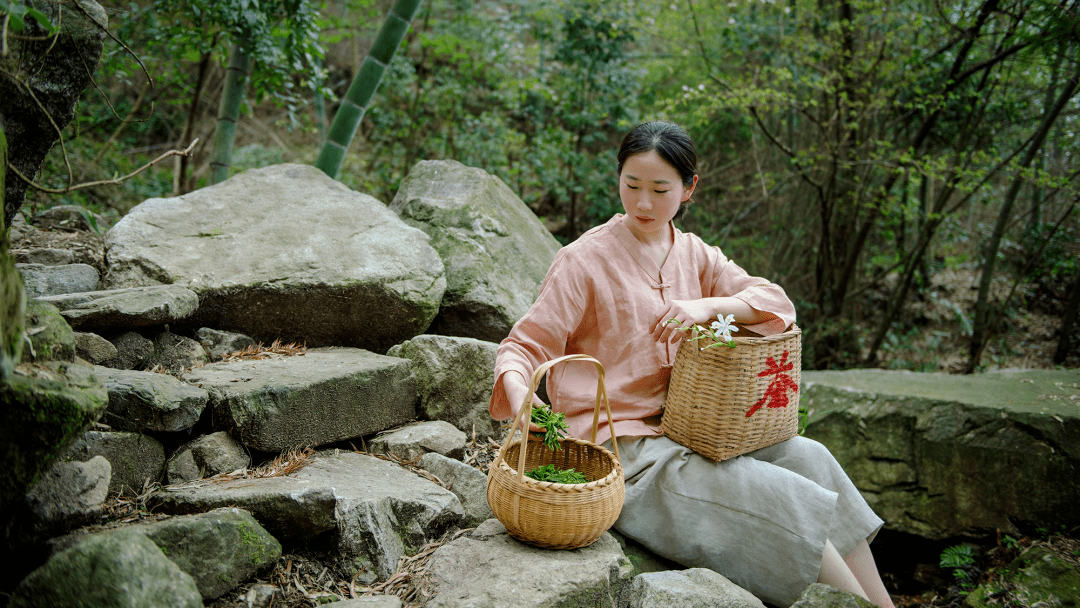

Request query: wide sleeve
[
  {"left": 701, "top": 241, "right": 796, "bottom": 336},
  {"left": 488, "top": 249, "right": 589, "bottom": 422}
]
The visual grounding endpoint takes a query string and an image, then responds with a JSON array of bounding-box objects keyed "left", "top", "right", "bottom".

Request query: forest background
[{"left": 9, "top": 0, "right": 1080, "bottom": 373}]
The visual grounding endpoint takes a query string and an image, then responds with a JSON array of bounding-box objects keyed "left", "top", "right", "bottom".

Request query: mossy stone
[{"left": 0, "top": 363, "right": 107, "bottom": 529}]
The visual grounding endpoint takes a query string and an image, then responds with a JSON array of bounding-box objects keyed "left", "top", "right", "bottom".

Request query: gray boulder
[
  {"left": 9, "top": 529, "right": 203, "bottom": 608},
  {"left": 196, "top": 327, "right": 255, "bottom": 361},
  {"left": 65, "top": 430, "right": 165, "bottom": 496},
  {"left": 104, "top": 163, "right": 446, "bottom": 353},
  {"left": 419, "top": 452, "right": 494, "bottom": 526},
  {"left": 390, "top": 160, "right": 561, "bottom": 343},
  {"left": 965, "top": 545, "right": 1080, "bottom": 607},
  {"left": 126, "top": 508, "right": 280, "bottom": 600},
  {"left": 1, "top": 362, "right": 107, "bottom": 541},
  {"left": 21, "top": 299, "right": 75, "bottom": 363},
  {"left": 166, "top": 431, "right": 250, "bottom": 484},
  {"left": 182, "top": 347, "right": 415, "bottom": 452},
  {"left": 24, "top": 455, "right": 111, "bottom": 532},
  {"left": 37, "top": 285, "right": 199, "bottom": 331},
  {"left": 424, "top": 519, "right": 633, "bottom": 608},
  {"left": 93, "top": 366, "right": 209, "bottom": 433},
  {"left": 14, "top": 247, "right": 75, "bottom": 265},
  {"left": 370, "top": 421, "right": 467, "bottom": 462},
  {"left": 103, "top": 330, "right": 154, "bottom": 370},
  {"left": 151, "top": 450, "right": 465, "bottom": 580},
  {"left": 18, "top": 263, "right": 99, "bottom": 297},
  {"left": 73, "top": 331, "right": 119, "bottom": 365},
  {"left": 802, "top": 368, "right": 1080, "bottom": 539},
  {"left": 628, "top": 568, "right": 766, "bottom": 608},
  {"left": 790, "top": 583, "right": 876, "bottom": 608},
  {"left": 1, "top": 1, "right": 109, "bottom": 228},
  {"left": 144, "top": 330, "right": 209, "bottom": 373},
  {"left": 387, "top": 334, "right": 502, "bottom": 440}
]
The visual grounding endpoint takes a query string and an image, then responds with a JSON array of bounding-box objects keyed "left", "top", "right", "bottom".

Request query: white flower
[{"left": 710, "top": 314, "right": 739, "bottom": 342}]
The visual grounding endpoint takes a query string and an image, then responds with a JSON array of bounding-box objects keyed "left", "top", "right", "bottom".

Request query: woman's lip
[{"left": 636, "top": 216, "right": 654, "bottom": 223}]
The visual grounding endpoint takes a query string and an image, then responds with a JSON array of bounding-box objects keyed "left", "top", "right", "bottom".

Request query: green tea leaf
[{"left": 525, "top": 463, "right": 589, "bottom": 484}]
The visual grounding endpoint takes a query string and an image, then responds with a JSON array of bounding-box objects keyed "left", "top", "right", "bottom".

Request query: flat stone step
[{"left": 181, "top": 347, "right": 416, "bottom": 452}]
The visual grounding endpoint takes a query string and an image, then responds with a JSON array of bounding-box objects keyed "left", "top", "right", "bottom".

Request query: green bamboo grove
[
  {"left": 209, "top": 44, "right": 252, "bottom": 186},
  {"left": 314, "top": 0, "right": 423, "bottom": 179}
]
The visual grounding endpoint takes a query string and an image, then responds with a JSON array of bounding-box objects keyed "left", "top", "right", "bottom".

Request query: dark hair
[{"left": 617, "top": 121, "right": 698, "bottom": 219}]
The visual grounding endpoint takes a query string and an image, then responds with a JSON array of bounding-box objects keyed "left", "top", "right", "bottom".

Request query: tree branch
[{"left": 7, "top": 139, "right": 200, "bottom": 194}]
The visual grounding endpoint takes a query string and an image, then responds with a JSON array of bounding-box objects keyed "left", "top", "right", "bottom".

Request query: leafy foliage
[
  {"left": 530, "top": 403, "right": 569, "bottom": 452},
  {"left": 525, "top": 463, "right": 589, "bottom": 484}
]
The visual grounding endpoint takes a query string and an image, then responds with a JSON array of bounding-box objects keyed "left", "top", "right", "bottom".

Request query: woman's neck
[{"left": 624, "top": 216, "right": 674, "bottom": 267}]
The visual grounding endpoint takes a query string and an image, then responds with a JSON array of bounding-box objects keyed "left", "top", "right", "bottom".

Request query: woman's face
[{"left": 619, "top": 150, "right": 697, "bottom": 240}]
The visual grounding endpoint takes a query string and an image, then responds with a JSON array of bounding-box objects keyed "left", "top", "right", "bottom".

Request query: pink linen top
[{"left": 489, "top": 215, "right": 797, "bottom": 445}]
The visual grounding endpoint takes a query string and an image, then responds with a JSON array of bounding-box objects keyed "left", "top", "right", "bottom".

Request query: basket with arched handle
[{"left": 486, "top": 354, "right": 624, "bottom": 550}]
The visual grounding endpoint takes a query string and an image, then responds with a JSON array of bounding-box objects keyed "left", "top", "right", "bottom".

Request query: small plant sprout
[
  {"left": 666, "top": 313, "right": 739, "bottom": 349},
  {"left": 530, "top": 404, "right": 569, "bottom": 451},
  {"left": 526, "top": 404, "right": 592, "bottom": 483}
]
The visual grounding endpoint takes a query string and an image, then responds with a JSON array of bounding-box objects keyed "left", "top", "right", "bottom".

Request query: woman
[{"left": 489, "top": 121, "right": 894, "bottom": 608}]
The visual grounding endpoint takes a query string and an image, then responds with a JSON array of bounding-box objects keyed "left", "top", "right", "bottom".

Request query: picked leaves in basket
[
  {"left": 530, "top": 404, "right": 569, "bottom": 451},
  {"left": 525, "top": 463, "right": 589, "bottom": 484},
  {"left": 666, "top": 313, "right": 739, "bottom": 349}
]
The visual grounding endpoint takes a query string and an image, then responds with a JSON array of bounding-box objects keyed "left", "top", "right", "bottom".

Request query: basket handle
[{"left": 499, "top": 354, "right": 620, "bottom": 483}]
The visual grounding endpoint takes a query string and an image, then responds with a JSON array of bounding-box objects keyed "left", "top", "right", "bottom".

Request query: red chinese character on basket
[{"left": 746, "top": 351, "right": 798, "bottom": 417}]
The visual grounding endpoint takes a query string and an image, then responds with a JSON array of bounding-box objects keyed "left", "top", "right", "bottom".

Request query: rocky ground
[{"left": 7, "top": 216, "right": 1079, "bottom": 608}]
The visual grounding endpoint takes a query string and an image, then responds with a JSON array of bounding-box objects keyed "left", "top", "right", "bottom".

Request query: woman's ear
[{"left": 682, "top": 174, "right": 699, "bottom": 201}]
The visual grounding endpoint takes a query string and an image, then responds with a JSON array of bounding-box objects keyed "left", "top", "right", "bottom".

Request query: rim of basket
[
  {"left": 494, "top": 436, "right": 623, "bottom": 489},
  {"left": 694, "top": 323, "right": 801, "bottom": 346}
]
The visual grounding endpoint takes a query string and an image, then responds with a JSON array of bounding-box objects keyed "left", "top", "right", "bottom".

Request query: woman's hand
[
  {"left": 503, "top": 372, "right": 544, "bottom": 432},
  {"left": 653, "top": 297, "right": 764, "bottom": 344}
]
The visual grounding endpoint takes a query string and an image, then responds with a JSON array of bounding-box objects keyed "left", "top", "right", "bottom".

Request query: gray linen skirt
[{"left": 603, "top": 435, "right": 883, "bottom": 607}]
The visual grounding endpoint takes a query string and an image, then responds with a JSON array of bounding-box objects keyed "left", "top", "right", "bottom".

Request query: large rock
[
  {"left": 17, "top": 262, "right": 99, "bottom": 298},
  {"left": 1, "top": 0, "right": 109, "bottom": 228},
  {"left": 166, "top": 431, "right": 249, "bottom": 484},
  {"left": 424, "top": 519, "right": 633, "bottom": 608},
  {"left": 182, "top": 347, "right": 416, "bottom": 452},
  {"left": 24, "top": 455, "right": 111, "bottom": 533},
  {"left": 36, "top": 285, "right": 199, "bottom": 332},
  {"left": 390, "top": 160, "right": 561, "bottom": 343},
  {"left": 1, "top": 362, "right": 107, "bottom": 543},
  {"left": 9, "top": 529, "right": 203, "bottom": 608},
  {"left": 419, "top": 453, "right": 494, "bottom": 526},
  {"left": 965, "top": 545, "right": 1080, "bottom": 608},
  {"left": 21, "top": 299, "right": 75, "bottom": 363},
  {"left": 118, "top": 508, "right": 280, "bottom": 600},
  {"left": 628, "top": 568, "right": 766, "bottom": 608},
  {"left": 370, "top": 421, "right": 467, "bottom": 462},
  {"left": 790, "top": 583, "right": 876, "bottom": 608},
  {"left": 104, "top": 163, "right": 447, "bottom": 352},
  {"left": 93, "top": 366, "right": 209, "bottom": 433},
  {"left": 151, "top": 450, "right": 465, "bottom": 580},
  {"left": 387, "top": 334, "right": 502, "bottom": 440},
  {"left": 65, "top": 430, "right": 166, "bottom": 496},
  {"left": 801, "top": 368, "right": 1080, "bottom": 539}
]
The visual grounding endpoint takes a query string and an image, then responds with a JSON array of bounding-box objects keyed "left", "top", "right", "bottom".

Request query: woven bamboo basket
[
  {"left": 487, "top": 354, "right": 624, "bottom": 550},
  {"left": 662, "top": 324, "right": 802, "bottom": 462}
]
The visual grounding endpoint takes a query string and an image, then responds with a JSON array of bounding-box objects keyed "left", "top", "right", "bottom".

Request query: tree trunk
[
  {"left": 967, "top": 59, "right": 1080, "bottom": 372},
  {"left": 1, "top": 125, "right": 26, "bottom": 379},
  {"left": 177, "top": 47, "right": 217, "bottom": 193},
  {"left": 209, "top": 44, "right": 251, "bottom": 185},
  {"left": 314, "top": 0, "right": 422, "bottom": 179},
  {"left": 1055, "top": 264, "right": 1080, "bottom": 364}
]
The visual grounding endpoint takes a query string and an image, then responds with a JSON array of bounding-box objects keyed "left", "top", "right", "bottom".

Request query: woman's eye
[
  {"left": 655, "top": 190, "right": 669, "bottom": 194},
  {"left": 626, "top": 184, "right": 639, "bottom": 190}
]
